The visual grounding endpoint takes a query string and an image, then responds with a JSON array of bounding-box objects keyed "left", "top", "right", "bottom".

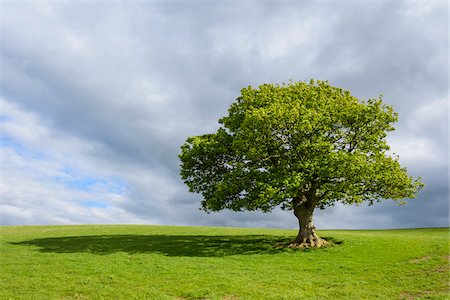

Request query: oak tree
[{"left": 179, "top": 80, "right": 423, "bottom": 247}]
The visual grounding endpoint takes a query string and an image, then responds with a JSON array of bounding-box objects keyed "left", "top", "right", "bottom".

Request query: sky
[{"left": 0, "top": 0, "right": 448, "bottom": 229}]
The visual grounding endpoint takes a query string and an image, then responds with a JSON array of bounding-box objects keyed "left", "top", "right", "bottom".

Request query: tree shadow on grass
[{"left": 12, "top": 234, "right": 296, "bottom": 257}]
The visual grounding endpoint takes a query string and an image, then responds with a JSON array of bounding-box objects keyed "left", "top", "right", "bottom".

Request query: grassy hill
[{"left": 1, "top": 225, "right": 448, "bottom": 299}]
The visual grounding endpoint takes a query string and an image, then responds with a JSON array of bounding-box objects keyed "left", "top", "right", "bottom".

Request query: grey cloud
[{"left": 0, "top": 1, "right": 447, "bottom": 229}]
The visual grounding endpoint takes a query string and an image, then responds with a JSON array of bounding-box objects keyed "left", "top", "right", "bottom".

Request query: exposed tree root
[
  {"left": 289, "top": 237, "right": 329, "bottom": 249},
  {"left": 275, "top": 237, "right": 331, "bottom": 249}
]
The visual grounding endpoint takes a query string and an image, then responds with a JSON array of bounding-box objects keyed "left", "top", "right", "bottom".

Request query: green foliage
[
  {"left": 1, "top": 225, "right": 449, "bottom": 299},
  {"left": 180, "top": 80, "right": 423, "bottom": 213}
]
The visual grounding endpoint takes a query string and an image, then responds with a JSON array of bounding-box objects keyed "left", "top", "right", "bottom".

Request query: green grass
[{"left": 1, "top": 225, "right": 448, "bottom": 299}]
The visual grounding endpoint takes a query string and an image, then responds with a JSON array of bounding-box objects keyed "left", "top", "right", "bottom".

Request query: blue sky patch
[{"left": 82, "top": 200, "right": 109, "bottom": 209}]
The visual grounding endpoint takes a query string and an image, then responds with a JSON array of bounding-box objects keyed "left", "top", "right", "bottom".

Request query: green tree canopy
[{"left": 180, "top": 80, "right": 423, "bottom": 247}]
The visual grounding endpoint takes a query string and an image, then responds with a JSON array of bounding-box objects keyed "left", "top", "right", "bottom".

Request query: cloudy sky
[{"left": 0, "top": 0, "right": 448, "bottom": 229}]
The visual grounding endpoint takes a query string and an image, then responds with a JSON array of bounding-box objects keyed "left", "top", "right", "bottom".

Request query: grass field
[{"left": 0, "top": 225, "right": 448, "bottom": 299}]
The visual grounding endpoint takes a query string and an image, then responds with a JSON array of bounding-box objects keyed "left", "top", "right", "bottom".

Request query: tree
[{"left": 179, "top": 80, "right": 423, "bottom": 247}]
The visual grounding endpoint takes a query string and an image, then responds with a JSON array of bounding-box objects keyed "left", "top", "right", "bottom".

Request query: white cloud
[
  {"left": 0, "top": 98, "right": 150, "bottom": 225},
  {"left": 0, "top": 1, "right": 447, "bottom": 229},
  {"left": 388, "top": 98, "right": 448, "bottom": 172}
]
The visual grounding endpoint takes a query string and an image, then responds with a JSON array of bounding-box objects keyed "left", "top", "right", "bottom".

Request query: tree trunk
[{"left": 292, "top": 200, "right": 328, "bottom": 248}]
